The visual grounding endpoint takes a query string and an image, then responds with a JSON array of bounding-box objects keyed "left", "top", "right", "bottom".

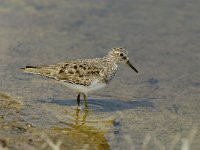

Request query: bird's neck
[
  {"left": 102, "top": 56, "right": 118, "bottom": 68},
  {"left": 103, "top": 54, "right": 119, "bottom": 63},
  {"left": 101, "top": 56, "right": 118, "bottom": 83}
]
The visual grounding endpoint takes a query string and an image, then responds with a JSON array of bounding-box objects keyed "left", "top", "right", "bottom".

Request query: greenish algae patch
[
  {"left": 0, "top": 93, "right": 110, "bottom": 150},
  {"left": 2, "top": 125, "right": 110, "bottom": 150},
  {"left": 0, "top": 93, "right": 23, "bottom": 110}
]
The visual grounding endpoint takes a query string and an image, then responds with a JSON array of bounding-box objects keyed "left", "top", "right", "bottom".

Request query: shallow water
[{"left": 0, "top": 0, "right": 200, "bottom": 149}]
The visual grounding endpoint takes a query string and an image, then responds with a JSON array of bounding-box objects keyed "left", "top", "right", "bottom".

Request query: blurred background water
[{"left": 0, "top": 0, "right": 199, "bottom": 149}]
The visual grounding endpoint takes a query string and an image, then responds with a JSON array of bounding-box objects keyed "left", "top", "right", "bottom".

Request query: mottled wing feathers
[
  {"left": 56, "top": 61, "right": 104, "bottom": 86},
  {"left": 22, "top": 59, "right": 104, "bottom": 86}
]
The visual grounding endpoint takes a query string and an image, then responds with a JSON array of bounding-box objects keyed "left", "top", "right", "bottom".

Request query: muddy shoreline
[{"left": 0, "top": 0, "right": 199, "bottom": 149}]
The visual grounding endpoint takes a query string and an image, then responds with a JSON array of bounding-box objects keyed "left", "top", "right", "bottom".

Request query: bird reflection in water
[
  {"left": 74, "top": 109, "right": 88, "bottom": 127},
  {"left": 51, "top": 109, "right": 110, "bottom": 150}
]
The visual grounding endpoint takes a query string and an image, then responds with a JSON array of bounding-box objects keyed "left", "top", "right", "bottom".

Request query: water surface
[{"left": 0, "top": 0, "right": 199, "bottom": 149}]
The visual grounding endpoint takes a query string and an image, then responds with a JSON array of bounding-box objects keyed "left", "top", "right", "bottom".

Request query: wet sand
[{"left": 0, "top": 0, "right": 199, "bottom": 149}]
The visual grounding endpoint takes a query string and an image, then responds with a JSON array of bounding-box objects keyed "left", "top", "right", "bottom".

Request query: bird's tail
[{"left": 21, "top": 66, "right": 42, "bottom": 74}]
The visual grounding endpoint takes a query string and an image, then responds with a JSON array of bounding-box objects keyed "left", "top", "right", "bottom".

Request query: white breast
[{"left": 58, "top": 80, "right": 107, "bottom": 94}]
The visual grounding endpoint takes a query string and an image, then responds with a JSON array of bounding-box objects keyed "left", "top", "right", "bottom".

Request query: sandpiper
[{"left": 21, "top": 47, "right": 138, "bottom": 109}]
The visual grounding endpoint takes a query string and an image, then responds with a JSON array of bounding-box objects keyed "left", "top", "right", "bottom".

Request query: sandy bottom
[{"left": 0, "top": 0, "right": 199, "bottom": 150}]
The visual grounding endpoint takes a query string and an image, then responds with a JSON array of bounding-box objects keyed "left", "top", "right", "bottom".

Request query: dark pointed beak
[{"left": 127, "top": 60, "right": 138, "bottom": 73}]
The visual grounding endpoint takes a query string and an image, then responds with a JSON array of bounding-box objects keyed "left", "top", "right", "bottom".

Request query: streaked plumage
[{"left": 22, "top": 47, "right": 138, "bottom": 109}]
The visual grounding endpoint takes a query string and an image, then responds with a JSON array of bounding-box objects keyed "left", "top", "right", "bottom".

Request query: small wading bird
[{"left": 22, "top": 47, "right": 138, "bottom": 110}]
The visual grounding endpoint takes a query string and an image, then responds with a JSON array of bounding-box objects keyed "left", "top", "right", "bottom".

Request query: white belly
[{"left": 58, "top": 80, "right": 107, "bottom": 94}]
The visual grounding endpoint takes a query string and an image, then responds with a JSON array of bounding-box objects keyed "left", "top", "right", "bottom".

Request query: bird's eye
[{"left": 120, "top": 53, "right": 123, "bottom": 57}]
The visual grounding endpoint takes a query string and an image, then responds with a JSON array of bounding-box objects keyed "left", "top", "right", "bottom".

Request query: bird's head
[{"left": 107, "top": 47, "right": 138, "bottom": 73}]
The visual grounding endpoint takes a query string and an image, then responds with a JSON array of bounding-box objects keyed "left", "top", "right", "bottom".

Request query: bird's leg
[
  {"left": 83, "top": 94, "right": 88, "bottom": 110},
  {"left": 77, "top": 93, "right": 81, "bottom": 106}
]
